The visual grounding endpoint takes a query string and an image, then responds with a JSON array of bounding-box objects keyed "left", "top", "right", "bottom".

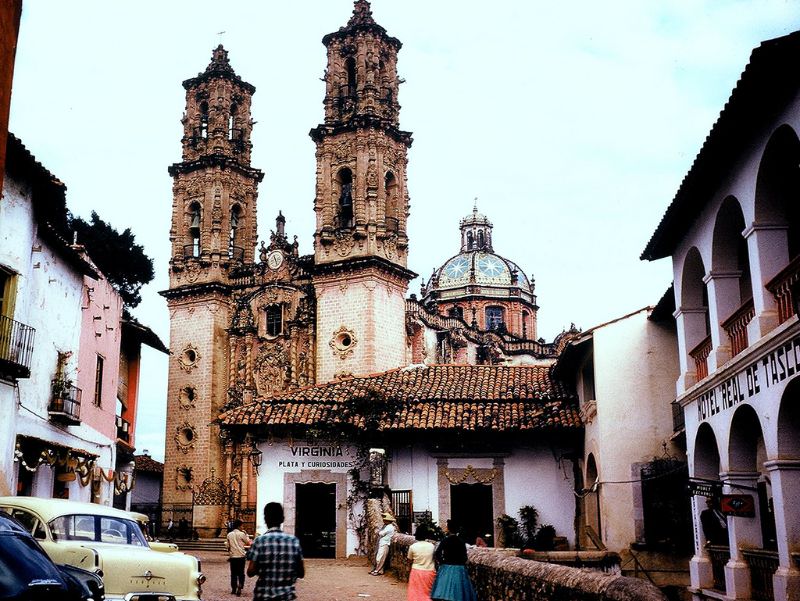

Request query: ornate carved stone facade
[
  {"left": 310, "top": 0, "right": 416, "bottom": 383},
  {"left": 161, "top": 47, "right": 316, "bottom": 534},
  {"left": 162, "top": 1, "right": 557, "bottom": 536}
]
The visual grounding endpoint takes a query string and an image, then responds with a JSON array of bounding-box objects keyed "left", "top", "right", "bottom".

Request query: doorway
[
  {"left": 295, "top": 483, "right": 336, "bottom": 558},
  {"left": 450, "top": 483, "right": 493, "bottom": 546}
]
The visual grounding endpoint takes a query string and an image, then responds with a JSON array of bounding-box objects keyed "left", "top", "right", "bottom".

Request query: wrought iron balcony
[
  {"left": 671, "top": 400, "right": 685, "bottom": 433},
  {"left": 116, "top": 415, "right": 130, "bottom": 443},
  {"left": 742, "top": 548, "right": 779, "bottom": 601},
  {"left": 48, "top": 379, "right": 81, "bottom": 425},
  {"left": 706, "top": 545, "right": 729, "bottom": 593},
  {"left": 0, "top": 314, "right": 35, "bottom": 380}
]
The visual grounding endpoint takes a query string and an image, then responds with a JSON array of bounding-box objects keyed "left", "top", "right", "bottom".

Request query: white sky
[{"left": 9, "top": 1, "right": 800, "bottom": 462}]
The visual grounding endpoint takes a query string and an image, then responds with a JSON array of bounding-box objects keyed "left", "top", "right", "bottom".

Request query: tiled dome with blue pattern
[
  {"left": 428, "top": 205, "right": 533, "bottom": 294},
  {"left": 438, "top": 252, "right": 530, "bottom": 289}
]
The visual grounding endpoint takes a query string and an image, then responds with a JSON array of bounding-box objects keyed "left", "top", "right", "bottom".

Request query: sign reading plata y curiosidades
[{"left": 275, "top": 442, "right": 357, "bottom": 470}]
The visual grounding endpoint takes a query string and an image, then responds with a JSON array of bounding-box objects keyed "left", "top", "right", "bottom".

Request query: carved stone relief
[
  {"left": 333, "top": 231, "right": 355, "bottom": 257},
  {"left": 254, "top": 342, "right": 290, "bottom": 398},
  {"left": 178, "top": 386, "right": 197, "bottom": 409},
  {"left": 329, "top": 326, "right": 357, "bottom": 359},
  {"left": 178, "top": 344, "right": 200, "bottom": 373},
  {"left": 175, "top": 422, "right": 198, "bottom": 454}
]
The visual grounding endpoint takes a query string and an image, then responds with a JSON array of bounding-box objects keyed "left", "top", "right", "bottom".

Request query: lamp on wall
[{"left": 248, "top": 444, "right": 263, "bottom": 475}]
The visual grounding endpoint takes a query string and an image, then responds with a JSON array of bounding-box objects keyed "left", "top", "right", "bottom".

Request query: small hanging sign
[{"left": 720, "top": 494, "right": 755, "bottom": 518}]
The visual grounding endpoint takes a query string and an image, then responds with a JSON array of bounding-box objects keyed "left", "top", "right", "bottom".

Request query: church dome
[
  {"left": 423, "top": 204, "right": 536, "bottom": 304},
  {"left": 437, "top": 252, "right": 530, "bottom": 290}
]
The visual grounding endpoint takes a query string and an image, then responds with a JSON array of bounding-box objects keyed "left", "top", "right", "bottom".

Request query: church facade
[{"left": 161, "top": 1, "right": 579, "bottom": 547}]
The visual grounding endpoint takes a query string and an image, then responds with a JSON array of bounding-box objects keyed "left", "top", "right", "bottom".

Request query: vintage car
[
  {"left": 0, "top": 497, "right": 204, "bottom": 601},
  {"left": 128, "top": 511, "right": 179, "bottom": 553},
  {"left": 0, "top": 511, "right": 104, "bottom": 601}
]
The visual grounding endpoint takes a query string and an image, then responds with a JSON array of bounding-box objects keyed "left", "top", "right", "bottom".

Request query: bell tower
[
  {"left": 168, "top": 45, "right": 263, "bottom": 283},
  {"left": 311, "top": 0, "right": 416, "bottom": 382},
  {"left": 162, "top": 46, "right": 263, "bottom": 535}
]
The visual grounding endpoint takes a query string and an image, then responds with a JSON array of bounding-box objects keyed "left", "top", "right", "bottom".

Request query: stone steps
[{"left": 171, "top": 538, "right": 227, "bottom": 552}]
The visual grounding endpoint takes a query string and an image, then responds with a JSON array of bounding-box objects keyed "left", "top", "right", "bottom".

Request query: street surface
[{"left": 193, "top": 551, "right": 407, "bottom": 600}]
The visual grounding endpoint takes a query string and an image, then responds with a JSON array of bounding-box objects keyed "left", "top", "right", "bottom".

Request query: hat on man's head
[{"left": 381, "top": 512, "right": 396, "bottom": 522}]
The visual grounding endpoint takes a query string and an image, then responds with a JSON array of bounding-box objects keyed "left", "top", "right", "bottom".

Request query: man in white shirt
[
  {"left": 370, "top": 512, "right": 397, "bottom": 576},
  {"left": 225, "top": 519, "right": 251, "bottom": 595}
]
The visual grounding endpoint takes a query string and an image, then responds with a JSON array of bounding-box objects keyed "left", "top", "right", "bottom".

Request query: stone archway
[
  {"left": 437, "top": 458, "right": 505, "bottom": 547},
  {"left": 584, "top": 453, "right": 601, "bottom": 548},
  {"left": 769, "top": 378, "right": 800, "bottom": 597},
  {"left": 284, "top": 470, "right": 348, "bottom": 559}
]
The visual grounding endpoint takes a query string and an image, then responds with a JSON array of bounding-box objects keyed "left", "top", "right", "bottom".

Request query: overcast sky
[{"left": 9, "top": 1, "right": 800, "bottom": 462}]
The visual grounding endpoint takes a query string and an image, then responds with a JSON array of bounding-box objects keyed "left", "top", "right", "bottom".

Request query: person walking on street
[
  {"left": 225, "top": 519, "right": 251, "bottom": 596},
  {"left": 246, "top": 502, "right": 305, "bottom": 601},
  {"left": 430, "top": 520, "right": 476, "bottom": 601},
  {"left": 407, "top": 525, "right": 436, "bottom": 601},
  {"left": 370, "top": 512, "right": 397, "bottom": 575}
]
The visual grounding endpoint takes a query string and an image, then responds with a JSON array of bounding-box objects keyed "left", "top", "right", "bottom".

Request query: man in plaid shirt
[{"left": 246, "top": 502, "right": 305, "bottom": 600}]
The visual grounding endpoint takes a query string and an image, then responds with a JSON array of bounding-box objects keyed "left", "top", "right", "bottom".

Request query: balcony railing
[
  {"left": 671, "top": 400, "right": 685, "bottom": 433},
  {"left": 182, "top": 244, "right": 200, "bottom": 259},
  {"left": 229, "top": 245, "right": 244, "bottom": 263},
  {"left": 721, "top": 298, "right": 755, "bottom": 358},
  {"left": 689, "top": 335, "right": 712, "bottom": 381},
  {"left": 707, "top": 545, "right": 730, "bottom": 592},
  {"left": 116, "top": 415, "right": 130, "bottom": 443},
  {"left": 742, "top": 548, "right": 779, "bottom": 601},
  {"left": 48, "top": 379, "right": 81, "bottom": 425},
  {"left": 767, "top": 254, "right": 800, "bottom": 325},
  {"left": 0, "top": 315, "right": 35, "bottom": 380}
]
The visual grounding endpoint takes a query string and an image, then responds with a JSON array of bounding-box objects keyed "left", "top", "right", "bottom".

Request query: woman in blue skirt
[{"left": 430, "top": 521, "right": 476, "bottom": 601}]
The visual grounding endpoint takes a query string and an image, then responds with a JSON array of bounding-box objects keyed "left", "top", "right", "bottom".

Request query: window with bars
[{"left": 266, "top": 305, "right": 282, "bottom": 337}]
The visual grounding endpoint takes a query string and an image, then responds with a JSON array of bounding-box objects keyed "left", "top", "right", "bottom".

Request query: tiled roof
[
  {"left": 219, "top": 364, "right": 580, "bottom": 432},
  {"left": 134, "top": 454, "right": 164, "bottom": 473}
]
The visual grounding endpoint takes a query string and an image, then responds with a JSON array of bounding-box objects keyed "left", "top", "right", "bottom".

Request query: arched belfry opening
[
  {"left": 345, "top": 56, "right": 357, "bottom": 96},
  {"left": 199, "top": 101, "right": 209, "bottom": 139},
  {"left": 188, "top": 202, "right": 201, "bottom": 257},
  {"left": 228, "top": 103, "right": 238, "bottom": 140},
  {"left": 336, "top": 168, "right": 354, "bottom": 229},
  {"left": 229, "top": 205, "right": 242, "bottom": 259},
  {"left": 385, "top": 171, "right": 399, "bottom": 232}
]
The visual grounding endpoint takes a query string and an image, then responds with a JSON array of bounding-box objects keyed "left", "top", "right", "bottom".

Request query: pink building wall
[{"left": 75, "top": 273, "right": 122, "bottom": 441}]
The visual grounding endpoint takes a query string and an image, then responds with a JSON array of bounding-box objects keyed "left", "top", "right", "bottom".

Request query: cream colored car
[
  {"left": 0, "top": 497, "right": 205, "bottom": 601},
  {"left": 128, "top": 511, "right": 180, "bottom": 553}
]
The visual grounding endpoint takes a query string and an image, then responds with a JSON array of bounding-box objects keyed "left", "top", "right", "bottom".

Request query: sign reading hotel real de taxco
[
  {"left": 273, "top": 441, "right": 358, "bottom": 471},
  {"left": 695, "top": 332, "right": 800, "bottom": 422}
]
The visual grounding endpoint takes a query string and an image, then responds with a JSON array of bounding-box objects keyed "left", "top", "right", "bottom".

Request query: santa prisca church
[{"left": 162, "top": 0, "right": 585, "bottom": 557}]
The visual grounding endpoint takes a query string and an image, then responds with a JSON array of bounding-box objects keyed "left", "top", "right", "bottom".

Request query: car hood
[{"left": 83, "top": 544, "right": 198, "bottom": 597}]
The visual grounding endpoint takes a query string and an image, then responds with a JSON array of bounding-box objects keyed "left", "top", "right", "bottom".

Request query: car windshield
[{"left": 49, "top": 514, "right": 148, "bottom": 546}]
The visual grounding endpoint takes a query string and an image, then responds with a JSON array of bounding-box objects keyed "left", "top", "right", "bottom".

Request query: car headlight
[{"left": 197, "top": 573, "right": 206, "bottom": 585}]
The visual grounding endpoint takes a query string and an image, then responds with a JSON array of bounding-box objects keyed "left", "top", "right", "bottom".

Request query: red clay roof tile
[{"left": 219, "top": 364, "right": 580, "bottom": 433}]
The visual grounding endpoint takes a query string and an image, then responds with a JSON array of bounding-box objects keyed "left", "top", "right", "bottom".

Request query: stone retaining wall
[{"left": 366, "top": 499, "right": 667, "bottom": 601}]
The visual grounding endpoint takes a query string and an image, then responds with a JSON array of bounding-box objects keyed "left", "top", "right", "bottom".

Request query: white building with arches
[{"left": 642, "top": 30, "right": 800, "bottom": 601}]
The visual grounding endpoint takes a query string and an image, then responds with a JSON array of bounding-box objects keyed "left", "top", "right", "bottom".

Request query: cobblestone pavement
[{"left": 194, "top": 551, "right": 407, "bottom": 600}]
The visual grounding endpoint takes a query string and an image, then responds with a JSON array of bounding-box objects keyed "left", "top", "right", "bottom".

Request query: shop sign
[
  {"left": 273, "top": 443, "right": 357, "bottom": 470},
  {"left": 720, "top": 494, "right": 755, "bottom": 518},
  {"left": 687, "top": 478, "right": 722, "bottom": 498},
  {"left": 695, "top": 333, "right": 800, "bottom": 422}
]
